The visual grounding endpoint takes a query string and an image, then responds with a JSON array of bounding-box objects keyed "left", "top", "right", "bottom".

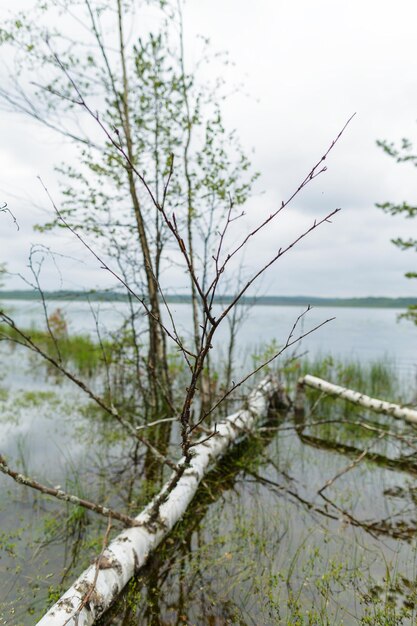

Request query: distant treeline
[{"left": 0, "top": 290, "right": 416, "bottom": 309}]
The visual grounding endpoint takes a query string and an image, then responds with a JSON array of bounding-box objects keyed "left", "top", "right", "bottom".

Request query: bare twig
[
  {"left": 27, "top": 245, "right": 62, "bottom": 362},
  {"left": 215, "top": 209, "right": 340, "bottom": 327},
  {"left": 317, "top": 432, "right": 386, "bottom": 496},
  {"left": 38, "top": 176, "right": 196, "bottom": 362},
  {"left": 0, "top": 201, "right": 19, "bottom": 230},
  {"left": 195, "top": 309, "right": 334, "bottom": 428},
  {"left": 135, "top": 416, "right": 176, "bottom": 431},
  {"left": 0, "top": 456, "right": 140, "bottom": 527},
  {"left": 64, "top": 513, "right": 113, "bottom": 626},
  {"left": 0, "top": 312, "right": 177, "bottom": 471},
  {"left": 210, "top": 114, "right": 355, "bottom": 286}
]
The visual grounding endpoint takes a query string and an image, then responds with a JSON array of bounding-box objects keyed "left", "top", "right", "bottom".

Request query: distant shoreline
[{"left": 0, "top": 290, "right": 416, "bottom": 309}]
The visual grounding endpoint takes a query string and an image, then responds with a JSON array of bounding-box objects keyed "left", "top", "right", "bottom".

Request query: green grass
[
  {"left": 1, "top": 324, "right": 112, "bottom": 377},
  {"left": 280, "top": 353, "right": 409, "bottom": 448},
  {"left": 296, "top": 354, "right": 397, "bottom": 399}
]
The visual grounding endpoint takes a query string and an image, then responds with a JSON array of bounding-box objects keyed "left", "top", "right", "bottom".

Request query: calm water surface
[
  {"left": 3, "top": 299, "right": 416, "bottom": 378},
  {"left": 1, "top": 300, "right": 417, "bottom": 625}
]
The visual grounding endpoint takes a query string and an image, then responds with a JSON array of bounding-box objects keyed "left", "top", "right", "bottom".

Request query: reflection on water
[
  {"left": 0, "top": 302, "right": 417, "bottom": 624},
  {"left": 97, "top": 412, "right": 417, "bottom": 625}
]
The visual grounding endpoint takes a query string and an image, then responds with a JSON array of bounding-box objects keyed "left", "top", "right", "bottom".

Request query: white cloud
[{"left": 1, "top": 0, "right": 416, "bottom": 297}]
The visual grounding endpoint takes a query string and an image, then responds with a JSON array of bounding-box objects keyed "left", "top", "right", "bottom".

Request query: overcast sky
[{"left": 0, "top": 0, "right": 416, "bottom": 297}]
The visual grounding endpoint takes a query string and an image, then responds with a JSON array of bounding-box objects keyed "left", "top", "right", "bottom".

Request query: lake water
[
  {"left": 2, "top": 299, "right": 416, "bottom": 380},
  {"left": 1, "top": 299, "right": 417, "bottom": 625}
]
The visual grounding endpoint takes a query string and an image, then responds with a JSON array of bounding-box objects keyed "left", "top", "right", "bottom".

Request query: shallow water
[
  {"left": 97, "top": 412, "right": 417, "bottom": 625},
  {"left": 0, "top": 302, "right": 417, "bottom": 625},
  {"left": 2, "top": 299, "right": 416, "bottom": 378}
]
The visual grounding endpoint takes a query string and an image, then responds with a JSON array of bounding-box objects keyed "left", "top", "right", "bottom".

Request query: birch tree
[
  {"left": 0, "top": 0, "right": 256, "bottom": 421},
  {"left": 0, "top": 0, "right": 351, "bottom": 489},
  {"left": 0, "top": 1, "right": 352, "bottom": 620}
]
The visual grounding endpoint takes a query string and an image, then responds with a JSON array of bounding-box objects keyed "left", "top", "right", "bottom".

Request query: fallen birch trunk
[
  {"left": 298, "top": 374, "right": 417, "bottom": 424},
  {"left": 36, "top": 377, "right": 281, "bottom": 626}
]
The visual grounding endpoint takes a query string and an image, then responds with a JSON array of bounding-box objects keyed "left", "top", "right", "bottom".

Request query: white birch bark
[
  {"left": 36, "top": 378, "right": 277, "bottom": 626},
  {"left": 299, "top": 374, "right": 417, "bottom": 423}
]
